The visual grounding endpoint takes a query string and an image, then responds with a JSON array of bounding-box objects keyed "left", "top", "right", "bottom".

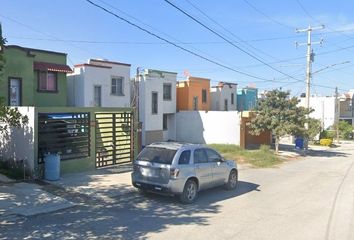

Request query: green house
[{"left": 0, "top": 45, "right": 72, "bottom": 107}]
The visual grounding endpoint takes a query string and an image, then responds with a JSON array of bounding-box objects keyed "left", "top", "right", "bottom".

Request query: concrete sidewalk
[
  {"left": 47, "top": 164, "right": 135, "bottom": 202},
  {"left": 0, "top": 181, "right": 76, "bottom": 221},
  {"left": 0, "top": 165, "right": 134, "bottom": 222}
]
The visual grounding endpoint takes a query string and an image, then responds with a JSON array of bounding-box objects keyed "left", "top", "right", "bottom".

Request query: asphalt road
[{"left": 2, "top": 144, "right": 354, "bottom": 240}]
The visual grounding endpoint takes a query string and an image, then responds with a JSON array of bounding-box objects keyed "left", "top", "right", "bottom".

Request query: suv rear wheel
[
  {"left": 225, "top": 169, "right": 238, "bottom": 190},
  {"left": 180, "top": 179, "right": 198, "bottom": 204}
]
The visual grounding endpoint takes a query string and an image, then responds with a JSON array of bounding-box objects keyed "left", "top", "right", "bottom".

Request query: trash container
[
  {"left": 295, "top": 137, "right": 304, "bottom": 150},
  {"left": 44, "top": 153, "right": 60, "bottom": 181}
]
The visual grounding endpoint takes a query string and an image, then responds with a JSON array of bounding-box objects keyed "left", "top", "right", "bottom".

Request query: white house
[
  {"left": 67, "top": 59, "right": 131, "bottom": 107},
  {"left": 138, "top": 69, "right": 177, "bottom": 146},
  {"left": 299, "top": 95, "right": 336, "bottom": 129},
  {"left": 210, "top": 82, "right": 237, "bottom": 111}
]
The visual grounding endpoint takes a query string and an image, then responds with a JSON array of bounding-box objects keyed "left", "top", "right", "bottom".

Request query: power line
[
  {"left": 85, "top": 0, "right": 274, "bottom": 82},
  {"left": 163, "top": 0, "right": 303, "bottom": 82},
  {"left": 242, "top": 0, "right": 294, "bottom": 29},
  {"left": 184, "top": 0, "right": 278, "bottom": 61}
]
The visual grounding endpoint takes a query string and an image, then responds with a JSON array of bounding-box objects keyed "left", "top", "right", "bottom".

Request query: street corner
[{"left": 0, "top": 181, "right": 76, "bottom": 220}]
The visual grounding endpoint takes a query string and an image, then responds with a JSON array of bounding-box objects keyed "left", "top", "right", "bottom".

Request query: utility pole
[
  {"left": 296, "top": 25, "right": 324, "bottom": 150},
  {"left": 335, "top": 87, "right": 340, "bottom": 144},
  {"left": 296, "top": 25, "right": 325, "bottom": 111}
]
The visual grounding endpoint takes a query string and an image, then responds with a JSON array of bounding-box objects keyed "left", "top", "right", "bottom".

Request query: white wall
[
  {"left": 176, "top": 111, "right": 241, "bottom": 145},
  {"left": 299, "top": 96, "right": 336, "bottom": 129},
  {"left": 67, "top": 60, "right": 131, "bottom": 108},
  {"left": 0, "top": 107, "right": 35, "bottom": 175}
]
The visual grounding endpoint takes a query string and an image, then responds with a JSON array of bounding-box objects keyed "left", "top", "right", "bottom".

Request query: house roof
[
  {"left": 74, "top": 63, "right": 112, "bottom": 69},
  {"left": 90, "top": 59, "right": 131, "bottom": 67},
  {"left": 6, "top": 45, "right": 68, "bottom": 56},
  {"left": 34, "top": 61, "right": 72, "bottom": 73}
]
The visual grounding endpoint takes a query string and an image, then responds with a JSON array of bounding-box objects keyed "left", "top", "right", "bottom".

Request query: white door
[{"left": 9, "top": 78, "right": 21, "bottom": 106}]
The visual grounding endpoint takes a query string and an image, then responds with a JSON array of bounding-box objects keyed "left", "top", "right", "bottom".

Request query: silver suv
[{"left": 131, "top": 142, "right": 238, "bottom": 203}]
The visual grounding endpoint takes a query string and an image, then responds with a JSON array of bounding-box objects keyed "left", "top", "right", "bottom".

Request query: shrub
[
  {"left": 320, "top": 138, "right": 333, "bottom": 146},
  {"left": 320, "top": 130, "right": 335, "bottom": 140},
  {"left": 259, "top": 144, "right": 271, "bottom": 152}
]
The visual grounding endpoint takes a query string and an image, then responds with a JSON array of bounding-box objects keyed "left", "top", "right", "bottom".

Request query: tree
[
  {"left": 334, "top": 120, "right": 353, "bottom": 140},
  {"left": 306, "top": 118, "right": 322, "bottom": 141},
  {"left": 0, "top": 23, "right": 28, "bottom": 136},
  {"left": 248, "top": 89, "right": 312, "bottom": 154}
]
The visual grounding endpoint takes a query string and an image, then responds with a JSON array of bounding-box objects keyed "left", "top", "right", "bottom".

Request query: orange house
[{"left": 177, "top": 76, "right": 211, "bottom": 111}]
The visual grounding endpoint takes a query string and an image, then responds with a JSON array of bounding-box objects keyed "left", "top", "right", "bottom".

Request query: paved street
[{"left": 1, "top": 144, "right": 354, "bottom": 240}]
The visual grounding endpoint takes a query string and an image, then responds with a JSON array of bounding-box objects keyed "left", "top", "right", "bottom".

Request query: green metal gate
[{"left": 95, "top": 112, "right": 132, "bottom": 168}]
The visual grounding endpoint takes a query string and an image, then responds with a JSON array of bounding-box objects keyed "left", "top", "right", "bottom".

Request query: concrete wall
[
  {"left": 0, "top": 107, "right": 35, "bottom": 175},
  {"left": 67, "top": 60, "right": 131, "bottom": 108},
  {"left": 176, "top": 111, "right": 240, "bottom": 145},
  {"left": 299, "top": 96, "right": 336, "bottom": 129}
]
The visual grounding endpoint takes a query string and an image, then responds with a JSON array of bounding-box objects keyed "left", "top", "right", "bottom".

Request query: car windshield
[{"left": 136, "top": 147, "right": 177, "bottom": 164}]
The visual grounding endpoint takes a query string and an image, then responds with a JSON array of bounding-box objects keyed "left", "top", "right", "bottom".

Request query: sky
[{"left": 1, "top": 0, "right": 354, "bottom": 96}]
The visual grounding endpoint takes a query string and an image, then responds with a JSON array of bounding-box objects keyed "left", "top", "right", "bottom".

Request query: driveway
[{"left": 1, "top": 144, "right": 354, "bottom": 240}]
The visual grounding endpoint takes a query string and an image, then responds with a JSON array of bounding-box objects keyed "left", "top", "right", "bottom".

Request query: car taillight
[{"left": 170, "top": 168, "right": 180, "bottom": 178}]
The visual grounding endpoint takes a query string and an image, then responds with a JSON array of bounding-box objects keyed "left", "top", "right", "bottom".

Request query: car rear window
[{"left": 136, "top": 147, "right": 177, "bottom": 164}]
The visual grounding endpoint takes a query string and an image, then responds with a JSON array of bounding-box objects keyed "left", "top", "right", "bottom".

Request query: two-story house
[
  {"left": 237, "top": 87, "right": 258, "bottom": 111},
  {"left": 339, "top": 90, "right": 354, "bottom": 126},
  {"left": 67, "top": 59, "right": 131, "bottom": 107},
  {"left": 176, "top": 76, "right": 210, "bottom": 111},
  {"left": 138, "top": 69, "right": 177, "bottom": 146},
  {"left": 210, "top": 81, "right": 237, "bottom": 111},
  {"left": 0, "top": 45, "right": 72, "bottom": 106}
]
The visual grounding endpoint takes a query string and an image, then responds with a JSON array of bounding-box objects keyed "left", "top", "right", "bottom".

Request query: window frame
[
  {"left": 231, "top": 93, "right": 235, "bottom": 105},
  {"left": 163, "top": 83, "right": 172, "bottom": 101},
  {"left": 37, "top": 70, "right": 58, "bottom": 93},
  {"left": 151, "top": 91, "right": 158, "bottom": 115},
  {"left": 111, "top": 76, "right": 124, "bottom": 96},
  {"left": 202, "top": 89, "right": 207, "bottom": 103},
  {"left": 163, "top": 114, "right": 168, "bottom": 130}
]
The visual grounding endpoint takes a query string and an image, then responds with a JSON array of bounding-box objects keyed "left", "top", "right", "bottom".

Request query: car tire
[
  {"left": 225, "top": 169, "right": 238, "bottom": 190},
  {"left": 180, "top": 179, "right": 198, "bottom": 204}
]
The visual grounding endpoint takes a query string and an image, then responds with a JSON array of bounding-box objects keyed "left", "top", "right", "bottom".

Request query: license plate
[{"left": 141, "top": 167, "right": 156, "bottom": 177}]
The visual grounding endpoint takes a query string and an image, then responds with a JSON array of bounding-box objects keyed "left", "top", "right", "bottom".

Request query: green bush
[
  {"left": 320, "top": 138, "right": 333, "bottom": 146},
  {"left": 259, "top": 144, "right": 271, "bottom": 152},
  {"left": 320, "top": 130, "right": 335, "bottom": 140}
]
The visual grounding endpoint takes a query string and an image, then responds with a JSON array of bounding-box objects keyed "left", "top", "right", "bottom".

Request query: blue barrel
[
  {"left": 44, "top": 154, "right": 60, "bottom": 181},
  {"left": 295, "top": 137, "right": 304, "bottom": 149}
]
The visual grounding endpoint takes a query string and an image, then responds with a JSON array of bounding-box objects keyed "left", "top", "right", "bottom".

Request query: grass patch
[{"left": 208, "top": 144, "right": 283, "bottom": 168}]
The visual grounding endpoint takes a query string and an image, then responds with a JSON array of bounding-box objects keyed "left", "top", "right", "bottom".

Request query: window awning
[{"left": 33, "top": 61, "right": 72, "bottom": 73}]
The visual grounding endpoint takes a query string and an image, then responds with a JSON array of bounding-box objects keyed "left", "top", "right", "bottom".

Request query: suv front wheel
[{"left": 180, "top": 179, "right": 198, "bottom": 204}]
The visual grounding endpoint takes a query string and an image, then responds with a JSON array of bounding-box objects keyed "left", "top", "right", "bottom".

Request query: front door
[
  {"left": 94, "top": 86, "right": 102, "bottom": 107},
  {"left": 9, "top": 78, "right": 21, "bottom": 106}
]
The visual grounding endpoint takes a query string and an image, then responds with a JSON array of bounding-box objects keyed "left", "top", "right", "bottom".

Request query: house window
[
  {"left": 38, "top": 71, "right": 57, "bottom": 92},
  {"left": 231, "top": 93, "right": 234, "bottom": 105},
  {"left": 152, "top": 92, "right": 158, "bottom": 114},
  {"left": 111, "top": 77, "right": 124, "bottom": 95},
  {"left": 163, "top": 83, "right": 172, "bottom": 101},
  {"left": 163, "top": 114, "right": 168, "bottom": 130},
  {"left": 202, "top": 89, "right": 207, "bottom": 103}
]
